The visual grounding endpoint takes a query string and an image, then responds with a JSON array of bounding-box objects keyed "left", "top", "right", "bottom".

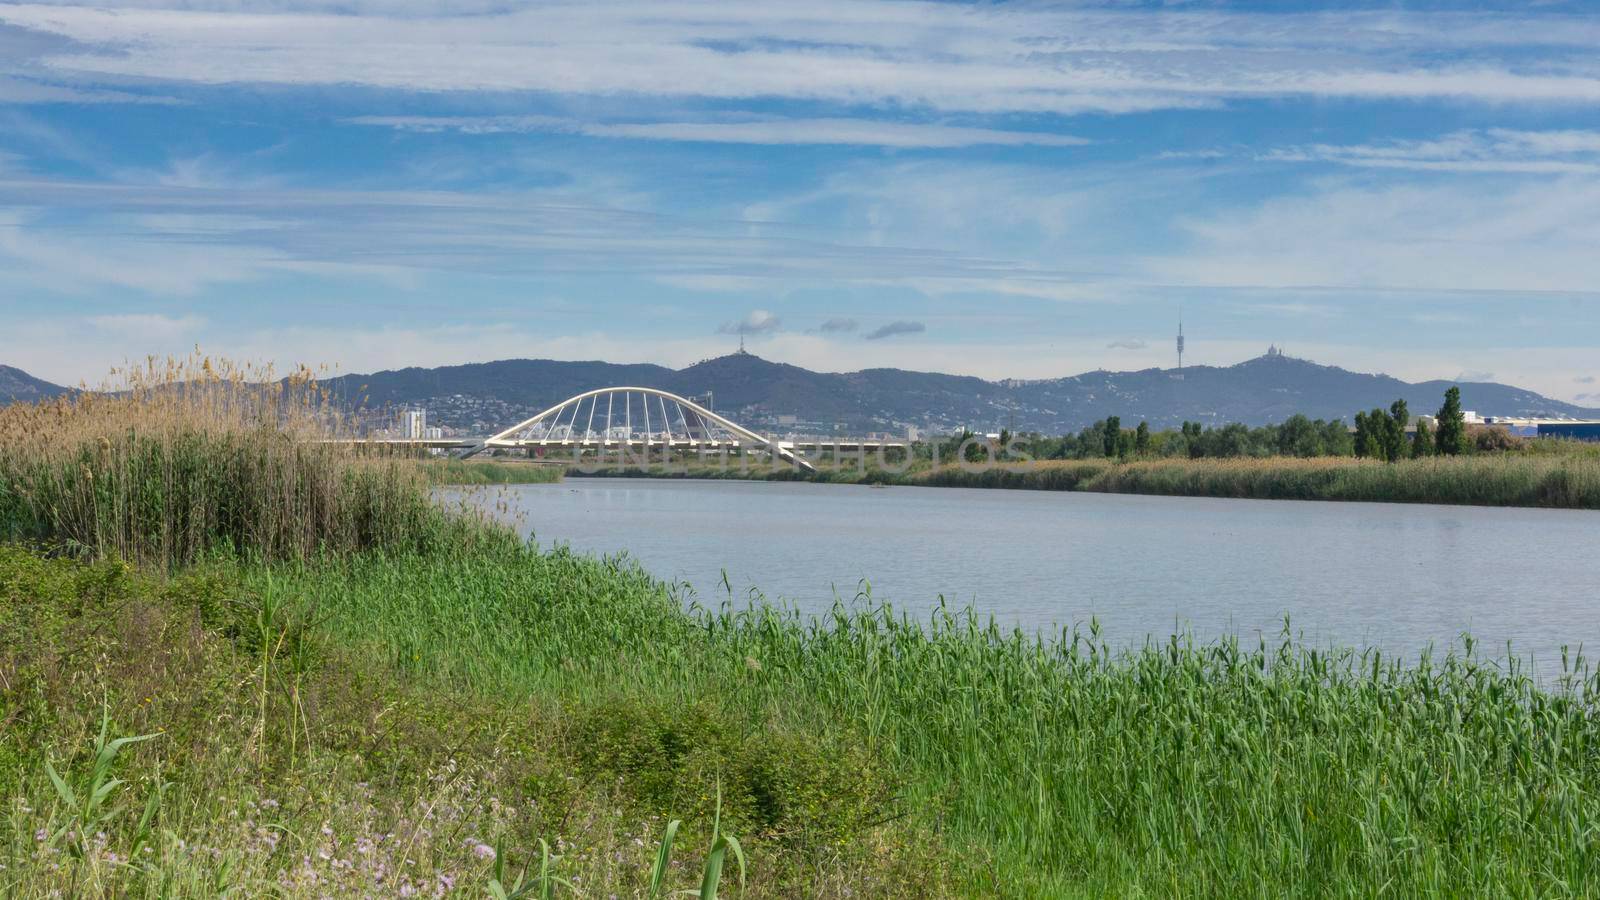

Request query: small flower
[
  {"left": 470, "top": 842, "right": 496, "bottom": 861},
  {"left": 34, "top": 828, "right": 47, "bottom": 842}
]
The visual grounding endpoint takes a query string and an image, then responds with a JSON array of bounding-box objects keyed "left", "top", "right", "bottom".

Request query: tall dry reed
[{"left": 0, "top": 354, "right": 446, "bottom": 566}]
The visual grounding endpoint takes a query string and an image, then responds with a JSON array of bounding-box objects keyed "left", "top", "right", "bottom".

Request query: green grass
[
  {"left": 11, "top": 539, "right": 1600, "bottom": 896},
  {"left": 0, "top": 546, "right": 946, "bottom": 898}
]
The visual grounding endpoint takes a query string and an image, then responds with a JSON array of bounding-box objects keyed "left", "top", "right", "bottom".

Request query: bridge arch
[{"left": 462, "top": 386, "right": 814, "bottom": 471}]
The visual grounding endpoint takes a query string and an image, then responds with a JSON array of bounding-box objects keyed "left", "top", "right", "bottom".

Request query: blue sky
[{"left": 1, "top": 0, "right": 1599, "bottom": 401}]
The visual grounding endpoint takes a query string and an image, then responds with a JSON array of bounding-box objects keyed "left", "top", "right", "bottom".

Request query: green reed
[
  {"left": 908, "top": 455, "right": 1600, "bottom": 509},
  {"left": 259, "top": 541, "right": 1600, "bottom": 896},
  {"left": 423, "top": 459, "right": 565, "bottom": 485}
]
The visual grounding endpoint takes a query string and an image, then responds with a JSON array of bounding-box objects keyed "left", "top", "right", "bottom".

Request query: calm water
[{"left": 445, "top": 479, "right": 1600, "bottom": 663}]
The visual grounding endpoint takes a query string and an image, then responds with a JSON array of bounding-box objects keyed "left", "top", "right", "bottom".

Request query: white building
[{"left": 401, "top": 409, "right": 427, "bottom": 439}]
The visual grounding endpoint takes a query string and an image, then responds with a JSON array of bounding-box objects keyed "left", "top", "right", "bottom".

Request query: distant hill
[
  {"left": 0, "top": 365, "right": 69, "bottom": 405},
  {"left": 323, "top": 351, "right": 1600, "bottom": 436}
]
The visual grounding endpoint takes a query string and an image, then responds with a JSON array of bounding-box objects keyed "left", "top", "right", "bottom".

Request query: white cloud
[
  {"left": 0, "top": 207, "right": 290, "bottom": 294},
  {"left": 1267, "top": 129, "right": 1600, "bottom": 174},
  {"left": 717, "top": 309, "right": 782, "bottom": 336},
  {"left": 1150, "top": 177, "right": 1600, "bottom": 296},
  {"left": 351, "top": 115, "right": 1089, "bottom": 149},
  {"left": 86, "top": 313, "right": 204, "bottom": 340},
  {"left": 0, "top": 174, "right": 1041, "bottom": 293},
  {"left": 2, "top": 3, "right": 1598, "bottom": 115}
]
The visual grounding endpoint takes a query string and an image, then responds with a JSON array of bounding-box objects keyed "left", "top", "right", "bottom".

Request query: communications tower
[{"left": 1176, "top": 309, "right": 1186, "bottom": 379}]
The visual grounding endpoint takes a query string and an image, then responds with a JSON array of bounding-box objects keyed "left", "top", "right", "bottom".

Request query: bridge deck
[{"left": 333, "top": 437, "right": 908, "bottom": 452}]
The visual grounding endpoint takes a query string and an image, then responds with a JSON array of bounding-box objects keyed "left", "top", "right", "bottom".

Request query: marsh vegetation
[{"left": 4, "top": 359, "right": 1600, "bottom": 896}]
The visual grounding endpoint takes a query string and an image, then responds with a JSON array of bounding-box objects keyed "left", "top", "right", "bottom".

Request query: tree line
[{"left": 964, "top": 386, "right": 1473, "bottom": 463}]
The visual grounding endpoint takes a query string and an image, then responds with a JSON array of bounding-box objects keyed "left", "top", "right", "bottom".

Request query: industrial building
[{"left": 1536, "top": 423, "right": 1600, "bottom": 442}]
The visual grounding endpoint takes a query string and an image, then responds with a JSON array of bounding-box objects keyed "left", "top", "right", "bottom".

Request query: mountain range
[
  {"left": 5, "top": 353, "right": 1596, "bottom": 435},
  {"left": 0, "top": 365, "right": 72, "bottom": 405},
  {"left": 316, "top": 351, "right": 1598, "bottom": 435}
]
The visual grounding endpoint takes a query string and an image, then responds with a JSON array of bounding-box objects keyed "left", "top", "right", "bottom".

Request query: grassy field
[{"left": 6, "top": 364, "right": 1600, "bottom": 896}]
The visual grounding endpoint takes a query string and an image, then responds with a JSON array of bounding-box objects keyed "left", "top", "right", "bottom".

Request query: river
[{"left": 443, "top": 478, "right": 1600, "bottom": 665}]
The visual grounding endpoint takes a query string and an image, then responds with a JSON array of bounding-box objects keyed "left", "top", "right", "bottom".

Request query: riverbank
[
  {"left": 422, "top": 457, "right": 564, "bottom": 485},
  {"left": 7, "top": 374, "right": 1600, "bottom": 896},
  {"left": 566, "top": 452, "right": 1600, "bottom": 509}
]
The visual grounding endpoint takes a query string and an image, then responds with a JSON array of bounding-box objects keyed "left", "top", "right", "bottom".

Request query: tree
[
  {"left": 1278, "top": 414, "right": 1317, "bottom": 457},
  {"left": 1323, "top": 419, "right": 1355, "bottom": 457},
  {"left": 1389, "top": 399, "right": 1409, "bottom": 431},
  {"left": 1135, "top": 421, "right": 1151, "bottom": 456},
  {"left": 1412, "top": 418, "right": 1434, "bottom": 458},
  {"left": 1104, "top": 416, "right": 1121, "bottom": 458},
  {"left": 1353, "top": 411, "right": 1371, "bottom": 459},
  {"left": 1382, "top": 401, "right": 1409, "bottom": 462},
  {"left": 1388, "top": 399, "right": 1410, "bottom": 461},
  {"left": 1181, "top": 421, "right": 1204, "bottom": 459},
  {"left": 1369, "top": 408, "right": 1397, "bottom": 462},
  {"left": 1435, "top": 387, "right": 1467, "bottom": 456},
  {"left": 1210, "top": 422, "right": 1252, "bottom": 458}
]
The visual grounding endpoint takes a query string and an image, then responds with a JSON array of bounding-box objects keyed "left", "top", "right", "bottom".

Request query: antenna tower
[{"left": 1176, "top": 308, "right": 1186, "bottom": 378}]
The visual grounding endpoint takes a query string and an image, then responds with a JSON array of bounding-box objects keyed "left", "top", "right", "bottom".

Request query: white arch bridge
[{"left": 379, "top": 386, "right": 907, "bottom": 472}]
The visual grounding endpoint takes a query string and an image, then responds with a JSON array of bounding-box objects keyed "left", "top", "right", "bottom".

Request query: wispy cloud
[
  {"left": 0, "top": 74, "right": 178, "bottom": 105},
  {"left": 716, "top": 309, "right": 782, "bottom": 336},
  {"left": 1152, "top": 176, "right": 1600, "bottom": 296},
  {"left": 818, "top": 318, "right": 858, "bottom": 334},
  {"left": 1266, "top": 129, "right": 1600, "bottom": 174},
  {"left": 86, "top": 313, "right": 205, "bottom": 340},
  {"left": 352, "top": 115, "right": 1088, "bottom": 149},
  {"left": 4, "top": 3, "right": 1600, "bottom": 115},
  {"left": 1106, "top": 339, "right": 1146, "bottom": 350},
  {"left": 0, "top": 174, "right": 1056, "bottom": 292},
  {"left": 864, "top": 320, "right": 925, "bottom": 340}
]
